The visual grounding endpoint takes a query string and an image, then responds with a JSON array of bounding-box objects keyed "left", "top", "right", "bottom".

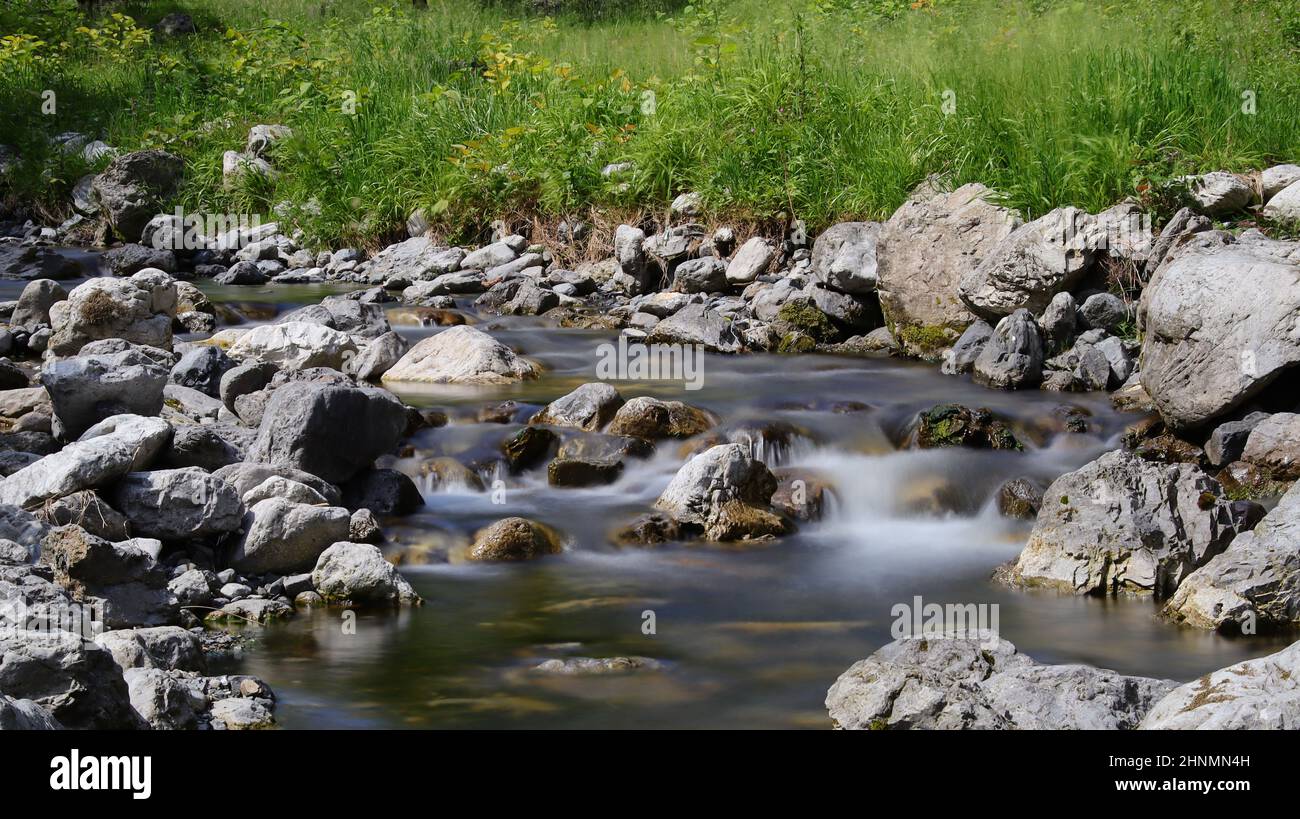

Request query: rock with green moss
[
  {"left": 775, "top": 298, "right": 837, "bottom": 344},
  {"left": 907, "top": 404, "right": 1022, "bottom": 451}
]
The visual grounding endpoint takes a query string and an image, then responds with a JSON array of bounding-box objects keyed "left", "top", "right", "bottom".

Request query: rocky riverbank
[{"left": 1, "top": 130, "right": 1299, "bottom": 730}]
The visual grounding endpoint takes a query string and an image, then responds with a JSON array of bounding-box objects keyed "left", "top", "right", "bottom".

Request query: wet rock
[
  {"left": 48, "top": 276, "right": 175, "bottom": 356},
  {"left": 226, "top": 321, "right": 357, "bottom": 371},
  {"left": 230, "top": 498, "right": 351, "bottom": 574},
  {"left": 1008, "top": 449, "right": 1250, "bottom": 597},
  {"left": 770, "top": 471, "right": 830, "bottom": 522},
  {"left": 467, "top": 517, "right": 563, "bottom": 561},
  {"left": 547, "top": 434, "right": 650, "bottom": 487},
  {"left": 501, "top": 426, "right": 557, "bottom": 472},
  {"left": 311, "top": 542, "right": 419, "bottom": 606},
  {"left": 213, "top": 261, "right": 268, "bottom": 285},
  {"left": 349, "top": 508, "right": 382, "bottom": 543},
  {"left": 876, "top": 182, "right": 1020, "bottom": 353},
  {"left": 382, "top": 325, "right": 539, "bottom": 385},
  {"left": 92, "top": 150, "right": 184, "bottom": 241},
  {"left": 531, "top": 383, "right": 624, "bottom": 432},
  {"left": 959, "top": 207, "right": 1094, "bottom": 320},
  {"left": 1139, "top": 641, "right": 1300, "bottom": 729},
  {"left": 653, "top": 443, "right": 787, "bottom": 541},
  {"left": 825, "top": 635, "right": 1175, "bottom": 730},
  {"left": 533, "top": 656, "right": 664, "bottom": 675},
  {"left": 1165, "top": 481, "right": 1300, "bottom": 632},
  {"left": 972, "top": 308, "right": 1043, "bottom": 389},
  {"left": 774, "top": 297, "right": 838, "bottom": 344},
  {"left": 1139, "top": 231, "right": 1300, "bottom": 431},
  {"left": 906, "top": 404, "right": 1021, "bottom": 451},
  {"left": 996, "top": 477, "right": 1044, "bottom": 520},
  {"left": 248, "top": 382, "right": 407, "bottom": 484},
  {"left": 612, "top": 512, "right": 682, "bottom": 545},
  {"left": 340, "top": 468, "right": 424, "bottom": 516},
  {"left": 605, "top": 396, "right": 716, "bottom": 439},
  {"left": 0, "top": 415, "right": 171, "bottom": 509},
  {"left": 418, "top": 457, "right": 485, "bottom": 492},
  {"left": 108, "top": 467, "right": 244, "bottom": 542}
]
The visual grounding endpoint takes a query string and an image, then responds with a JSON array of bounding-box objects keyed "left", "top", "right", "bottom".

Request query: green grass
[{"left": 1, "top": 0, "right": 1298, "bottom": 248}]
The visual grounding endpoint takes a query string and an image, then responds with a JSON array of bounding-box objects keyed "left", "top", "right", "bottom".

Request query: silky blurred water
[{"left": 7, "top": 264, "right": 1293, "bottom": 728}]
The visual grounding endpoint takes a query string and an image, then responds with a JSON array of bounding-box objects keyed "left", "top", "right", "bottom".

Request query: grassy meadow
[{"left": 1, "top": 0, "right": 1298, "bottom": 247}]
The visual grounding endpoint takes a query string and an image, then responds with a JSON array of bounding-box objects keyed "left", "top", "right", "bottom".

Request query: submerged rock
[
  {"left": 905, "top": 404, "right": 1021, "bottom": 451},
  {"left": 467, "top": 517, "right": 564, "bottom": 562}
]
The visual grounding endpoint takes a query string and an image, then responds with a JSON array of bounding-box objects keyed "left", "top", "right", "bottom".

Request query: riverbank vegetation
[{"left": 2, "top": 0, "right": 1298, "bottom": 245}]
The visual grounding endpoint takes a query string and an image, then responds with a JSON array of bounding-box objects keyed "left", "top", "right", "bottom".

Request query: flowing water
[{"left": 9, "top": 267, "right": 1295, "bottom": 728}]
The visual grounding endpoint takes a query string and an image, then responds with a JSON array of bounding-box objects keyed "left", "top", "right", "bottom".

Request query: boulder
[
  {"left": 108, "top": 468, "right": 244, "bottom": 541},
  {"left": 1205, "top": 412, "right": 1270, "bottom": 468},
  {"left": 905, "top": 404, "right": 1021, "bottom": 450},
  {"left": 211, "top": 462, "right": 340, "bottom": 505},
  {"left": 467, "top": 517, "right": 563, "bottom": 561},
  {"left": 121, "top": 666, "right": 201, "bottom": 729},
  {"left": 826, "top": 635, "right": 1175, "bottom": 730},
  {"left": 0, "top": 627, "right": 142, "bottom": 729},
  {"left": 160, "top": 425, "right": 244, "bottom": 471},
  {"left": 248, "top": 382, "right": 408, "bottom": 484},
  {"left": 959, "top": 207, "right": 1093, "bottom": 320},
  {"left": 1139, "top": 641, "right": 1300, "bottom": 729},
  {"left": 652, "top": 443, "right": 787, "bottom": 541},
  {"left": 1079, "top": 292, "right": 1128, "bottom": 334},
  {"left": 810, "top": 222, "right": 880, "bottom": 295},
  {"left": 1139, "top": 231, "right": 1300, "bottom": 431},
  {"left": 311, "top": 542, "right": 419, "bottom": 605},
  {"left": 1008, "top": 449, "right": 1250, "bottom": 596},
  {"left": 1240, "top": 412, "right": 1300, "bottom": 478},
  {"left": 671, "top": 257, "right": 729, "bottom": 294},
  {"left": 645, "top": 303, "right": 741, "bottom": 353},
  {"left": 35, "top": 490, "right": 130, "bottom": 541},
  {"left": 48, "top": 276, "right": 175, "bottom": 355},
  {"left": 94, "top": 626, "right": 204, "bottom": 672},
  {"left": 340, "top": 468, "right": 424, "bottom": 515},
  {"left": 876, "top": 182, "right": 1020, "bottom": 352},
  {"left": 100, "top": 244, "right": 175, "bottom": 277},
  {"left": 972, "top": 309, "right": 1044, "bottom": 389},
  {"left": 940, "top": 320, "right": 992, "bottom": 376},
  {"left": 1164, "top": 481, "right": 1300, "bottom": 632},
  {"left": 11, "top": 279, "right": 66, "bottom": 326},
  {"left": 547, "top": 434, "right": 650, "bottom": 487},
  {"left": 725, "top": 236, "right": 775, "bottom": 285},
  {"left": 1182, "top": 171, "right": 1253, "bottom": 216},
  {"left": 169, "top": 346, "right": 235, "bottom": 398},
  {"left": 605, "top": 396, "right": 716, "bottom": 439},
  {"left": 226, "top": 321, "right": 357, "bottom": 371},
  {"left": 365, "top": 238, "right": 465, "bottom": 282},
  {"left": 0, "top": 695, "right": 62, "bottom": 729},
  {"left": 382, "top": 326, "right": 539, "bottom": 385},
  {"left": 1262, "top": 180, "right": 1300, "bottom": 222},
  {"left": 347, "top": 331, "right": 406, "bottom": 382},
  {"left": 1038, "top": 291, "right": 1077, "bottom": 351},
  {"left": 0, "top": 415, "right": 171, "bottom": 509},
  {"left": 91, "top": 150, "right": 183, "bottom": 241},
  {"left": 42, "top": 348, "right": 169, "bottom": 440},
  {"left": 230, "top": 498, "right": 350, "bottom": 574},
  {"left": 38, "top": 525, "right": 177, "bottom": 629},
  {"left": 530, "top": 382, "right": 624, "bottom": 431},
  {"left": 1261, "top": 164, "right": 1300, "bottom": 201}
]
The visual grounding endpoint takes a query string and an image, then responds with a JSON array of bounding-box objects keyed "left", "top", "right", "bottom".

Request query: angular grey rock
[
  {"left": 1038, "top": 291, "right": 1077, "bottom": 351},
  {"left": 169, "top": 346, "right": 234, "bottom": 398},
  {"left": 1009, "top": 449, "right": 1248, "bottom": 596},
  {"left": 230, "top": 498, "right": 351, "bottom": 574},
  {"left": 972, "top": 309, "right": 1043, "bottom": 389},
  {"left": 1205, "top": 412, "right": 1270, "bottom": 468},
  {"left": 311, "top": 541, "right": 419, "bottom": 606},
  {"left": 500, "top": 279, "right": 558, "bottom": 316},
  {"left": 243, "top": 475, "right": 328, "bottom": 507},
  {"left": 1139, "top": 231, "right": 1300, "bottom": 430},
  {"left": 1240, "top": 412, "right": 1300, "bottom": 478},
  {"left": 1263, "top": 179, "right": 1300, "bottom": 222},
  {"left": 248, "top": 381, "right": 407, "bottom": 484},
  {"left": 219, "top": 361, "right": 278, "bottom": 411},
  {"left": 810, "top": 222, "right": 880, "bottom": 295},
  {"left": 1140, "top": 640, "right": 1300, "bottom": 729},
  {"left": 226, "top": 321, "right": 357, "bottom": 371},
  {"left": 94, "top": 626, "right": 204, "bottom": 672},
  {"left": 209, "top": 696, "right": 274, "bottom": 730},
  {"left": 1182, "top": 171, "right": 1252, "bottom": 216},
  {"left": 646, "top": 303, "right": 741, "bottom": 353},
  {"left": 38, "top": 525, "right": 177, "bottom": 629},
  {"left": 1079, "top": 292, "right": 1127, "bottom": 333},
  {"left": 876, "top": 182, "right": 1020, "bottom": 347},
  {"left": 530, "top": 382, "right": 624, "bottom": 431},
  {"left": 462, "top": 240, "right": 520, "bottom": 271},
  {"left": 161, "top": 425, "right": 244, "bottom": 472},
  {"left": 652, "top": 443, "right": 786, "bottom": 541},
  {"left": 0, "top": 627, "right": 142, "bottom": 729},
  {"left": 940, "top": 320, "right": 992, "bottom": 376},
  {"left": 0, "top": 415, "right": 171, "bottom": 509},
  {"left": 0, "top": 695, "right": 62, "bottom": 729},
  {"left": 365, "top": 238, "right": 465, "bottom": 283},
  {"left": 91, "top": 150, "right": 183, "bottom": 241},
  {"left": 122, "top": 666, "right": 201, "bottom": 729},
  {"left": 36, "top": 489, "right": 130, "bottom": 541},
  {"left": 347, "top": 331, "right": 406, "bottom": 382},
  {"left": 108, "top": 468, "right": 244, "bottom": 541},
  {"left": 826, "top": 635, "right": 1175, "bottom": 730},
  {"left": 614, "top": 224, "right": 649, "bottom": 292},
  {"left": 1165, "top": 481, "right": 1300, "bottom": 632},
  {"left": 672, "top": 257, "right": 729, "bottom": 294},
  {"left": 725, "top": 236, "right": 776, "bottom": 285},
  {"left": 1261, "top": 164, "right": 1300, "bottom": 202},
  {"left": 42, "top": 348, "right": 169, "bottom": 440},
  {"left": 959, "top": 207, "right": 1093, "bottom": 320},
  {"left": 340, "top": 468, "right": 424, "bottom": 516},
  {"left": 1144, "top": 207, "right": 1211, "bottom": 276},
  {"left": 212, "top": 462, "right": 340, "bottom": 505},
  {"left": 167, "top": 568, "right": 214, "bottom": 608}
]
